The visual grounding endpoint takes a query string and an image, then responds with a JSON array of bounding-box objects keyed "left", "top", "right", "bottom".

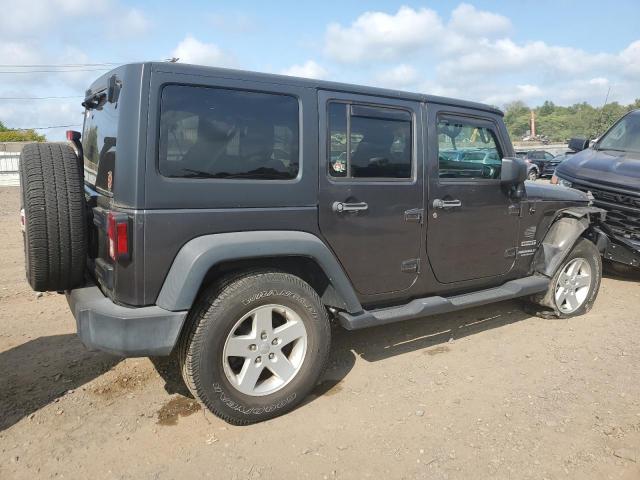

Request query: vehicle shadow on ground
[
  {"left": 150, "top": 355, "right": 193, "bottom": 399},
  {"left": 603, "top": 263, "right": 640, "bottom": 283},
  {"left": 0, "top": 334, "right": 120, "bottom": 432},
  {"left": 305, "top": 300, "right": 533, "bottom": 403},
  {"left": 334, "top": 299, "right": 531, "bottom": 364}
]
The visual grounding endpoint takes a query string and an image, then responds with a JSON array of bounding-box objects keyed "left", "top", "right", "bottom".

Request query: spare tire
[{"left": 19, "top": 143, "right": 87, "bottom": 291}]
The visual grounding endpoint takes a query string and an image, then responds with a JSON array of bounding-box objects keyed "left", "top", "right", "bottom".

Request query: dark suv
[
  {"left": 19, "top": 62, "right": 607, "bottom": 424},
  {"left": 554, "top": 109, "right": 640, "bottom": 272},
  {"left": 515, "top": 150, "right": 556, "bottom": 180}
]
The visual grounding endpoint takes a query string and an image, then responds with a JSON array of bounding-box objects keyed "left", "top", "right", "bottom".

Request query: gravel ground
[{"left": 1, "top": 185, "right": 639, "bottom": 480}]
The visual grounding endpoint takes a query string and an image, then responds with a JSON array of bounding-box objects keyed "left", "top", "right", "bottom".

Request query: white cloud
[
  {"left": 448, "top": 3, "right": 511, "bottom": 38},
  {"left": 0, "top": 0, "right": 110, "bottom": 38},
  {"left": 481, "top": 84, "right": 544, "bottom": 105},
  {"left": 111, "top": 8, "right": 151, "bottom": 38},
  {"left": 374, "top": 64, "right": 419, "bottom": 89},
  {"left": 280, "top": 60, "right": 327, "bottom": 79},
  {"left": 620, "top": 40, "right": 640, "bottom": 76},
  {"left": 324, "top": 6, "right": 444, "bottom": 63},
  {"left": 171, "top": 36, "right": 234, "bottom": 67}
]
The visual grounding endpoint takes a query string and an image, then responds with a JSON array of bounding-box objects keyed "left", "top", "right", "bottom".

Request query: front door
[
  {"left": 426, "top": 107, "right": 520, "bottom": 284},
  {"left": 318, "top": 91, "right": 423, "bottom": 296}
]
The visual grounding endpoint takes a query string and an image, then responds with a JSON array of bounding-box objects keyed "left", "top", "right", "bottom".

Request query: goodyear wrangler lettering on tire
[
  {"left": 179, "top": 271, "right": 331, "bottom": 425},
  {"left": 242, "top": 289, "right": 312, "bottom": 308},
  {"left": 212, "top": 383, "right": 297, "bottom": 415}
]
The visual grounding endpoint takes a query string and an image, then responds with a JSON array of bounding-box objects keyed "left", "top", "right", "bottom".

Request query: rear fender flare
[{"left": 155, "top": 231, "right": 363, "bottom": 314}]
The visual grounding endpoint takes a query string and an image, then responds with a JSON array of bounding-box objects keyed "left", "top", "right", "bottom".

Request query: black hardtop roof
[{"left": 89, "top": 62, "right": 503, "bottom": 117}]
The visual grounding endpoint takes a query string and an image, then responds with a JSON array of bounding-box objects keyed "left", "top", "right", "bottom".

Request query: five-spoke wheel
[
  {"left": 223, "top": 304, "right": 308, "bottom": 396},
  {"left": 554, "top": 258, "right": 592, "bottom": 314}
]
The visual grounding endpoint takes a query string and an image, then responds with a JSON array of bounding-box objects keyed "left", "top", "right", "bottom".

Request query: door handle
[
  {"left": 433, "top": 199, "right": 462, "bottom": 209},
  {"left": 332, "top": 201, "right": 369, "bottom": 213}
]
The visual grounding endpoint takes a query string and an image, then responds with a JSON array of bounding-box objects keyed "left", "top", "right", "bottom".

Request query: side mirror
[
  {"left": 500, "top": 157, "right": 527, "bottom": 185},
  {"left": 568, "top": 137, "right": 589, "bottom": 152}
]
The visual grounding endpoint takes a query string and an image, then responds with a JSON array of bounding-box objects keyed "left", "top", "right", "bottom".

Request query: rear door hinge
[
  {"left": 401, "top": 258, "right": 420, "bottom": 273},
  {"left": 404, "top": 208, "right": 424, "bottom": 223}
]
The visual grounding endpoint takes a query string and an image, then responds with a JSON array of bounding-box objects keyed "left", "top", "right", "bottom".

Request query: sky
[{"left": 0, "top": 0, "right": 639, "bottom": 140}]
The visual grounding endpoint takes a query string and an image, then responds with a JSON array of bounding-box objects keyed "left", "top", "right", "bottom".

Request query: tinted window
[
  {"left": 82, "top": 95, "right": 118, "bottom": 192},
  {"left": 598, "top": 111, "right": 640, "bottom": 153},
  {"left": 544, "top": 152, "right": 554, "bottom": 160},
  {"left": 328, "top": 102, "right": 412, "bottom": 179},
  {"left": 437, "top": 118, "right": 502, "bottom": 180},
  {"left": 159, "top": 85, "right": 299, "bottom": 180}
]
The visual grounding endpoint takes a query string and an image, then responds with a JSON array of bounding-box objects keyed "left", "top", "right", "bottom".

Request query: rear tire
[
  {"left": 527, "top": 168, "right": 538, "bottom": 181},
  {"left": 178, "top": 271, "right": 331, "bottom": 425},
  {"left": 19, "top": 143, "right": 87, "bottom": 291}
]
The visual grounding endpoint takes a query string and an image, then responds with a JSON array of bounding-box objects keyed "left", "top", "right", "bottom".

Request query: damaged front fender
[{"left": 533, "top": 206, "right": 607, "bottom": 278}]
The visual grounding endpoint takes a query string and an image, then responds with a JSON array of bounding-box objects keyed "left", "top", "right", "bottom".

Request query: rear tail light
[
  {"left": 107, "top": 212, "right": 129, "bottom": 261},
  {"left": 66, "top": 130, "right": 81, "bottom": 142}
]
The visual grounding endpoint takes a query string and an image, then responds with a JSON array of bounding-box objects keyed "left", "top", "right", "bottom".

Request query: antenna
[{"left": 596, "top": 86, "right": 612, "bottom": 136}]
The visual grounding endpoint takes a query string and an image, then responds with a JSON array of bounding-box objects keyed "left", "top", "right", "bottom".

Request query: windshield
[{"left": 597, "top": 111, "right": 640, "bottom": 153}]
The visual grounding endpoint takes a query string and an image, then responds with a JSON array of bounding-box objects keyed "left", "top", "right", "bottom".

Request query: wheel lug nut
[
  {"left": 261, "top": 332, "right": 268, "bottom": 340},
  {"left": 249, "top": 344, "right": 257, "bottom": 351},
  {"left": 271, "top": 338, "right": 278, "bottom": 345},
  {"left": 255, "top": 356, "right": 261, "bottom": 363},
  {"left": 269, "top": 353, "right": 275, "bottom": 360}
]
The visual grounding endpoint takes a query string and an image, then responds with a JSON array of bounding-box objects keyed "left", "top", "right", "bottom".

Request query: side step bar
[{"left": 337, "top": 275, "right": 550, "bottom": 330}]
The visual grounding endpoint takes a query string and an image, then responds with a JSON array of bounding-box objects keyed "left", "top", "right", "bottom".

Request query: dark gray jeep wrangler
[{"left": 19, "top": 62, "right": 608, "bottom": 424}]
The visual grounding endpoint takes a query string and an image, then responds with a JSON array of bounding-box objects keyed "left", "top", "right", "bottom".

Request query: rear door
[
  {"left": 426, "top": 106, "right": 520, "bottom": 284},
  {"left": 318, "top": 91, "right": 423, "bottom": 296}
]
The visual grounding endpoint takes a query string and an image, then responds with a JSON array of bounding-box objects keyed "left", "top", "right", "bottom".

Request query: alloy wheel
[
  {"left": 222, "top": 304, "right": 308, "bottom": 396},
  {"left": 554, "top": 258, "right": 592, "bottom": 314}
]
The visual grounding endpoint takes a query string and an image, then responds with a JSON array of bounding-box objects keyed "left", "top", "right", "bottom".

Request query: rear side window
[
  {"left": 328, "top": 102, "right": 412, "bottom": 179},
  {"left": 159, "top": 85, "right": 299, "bottom": 180},
  {"left": 437, "top": 117, "right": 503, "bottom": 180}
]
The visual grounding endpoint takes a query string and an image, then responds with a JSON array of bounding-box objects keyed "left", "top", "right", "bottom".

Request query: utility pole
[{"left": 530, "top": 110, "right": 536, "bottom": 137}]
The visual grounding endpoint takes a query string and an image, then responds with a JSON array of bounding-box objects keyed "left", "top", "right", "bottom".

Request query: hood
[
  {"left": 524, "top": 181, "right": 589, "bottom": 203},
  {"left": 555, "top": 148, "right": 640, "bottom": 192}
]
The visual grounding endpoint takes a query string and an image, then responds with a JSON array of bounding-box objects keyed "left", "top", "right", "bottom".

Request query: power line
[
  {"left": 0, "top": 63, "right": 121, "bottom": 68},
  {"left": 0, "top": 68, "right": 110, "bottom": 74},
  {"left": 0, "top": 96, "right": 83, "bottom": 100},
  {"left": 9, "top": 124, "right": 82, "bottom": 130}
]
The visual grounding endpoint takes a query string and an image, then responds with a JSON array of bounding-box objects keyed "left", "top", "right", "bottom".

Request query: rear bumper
[{"left": 66, "top": 283, "right": 187, "bottom": 357}]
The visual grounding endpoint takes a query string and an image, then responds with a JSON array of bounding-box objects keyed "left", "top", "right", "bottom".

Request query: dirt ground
[{"left": 1, "top": 185, "right": 640, "bottom": 480}]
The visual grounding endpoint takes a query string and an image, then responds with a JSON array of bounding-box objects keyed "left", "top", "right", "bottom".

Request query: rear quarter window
[{"left": 158, "top": 85, "right": 299, "bottom": 180}]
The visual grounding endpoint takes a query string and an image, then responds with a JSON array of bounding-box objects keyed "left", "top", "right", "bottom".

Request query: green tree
[
  {"left": 503, "top": 101, "right": 531, "bottom": 139},
  {"left": 0, "top": 121, "right": 45, "bottom": 142},
  {"left": 503, "top": 99, "right": 640, "bottom": 143}
]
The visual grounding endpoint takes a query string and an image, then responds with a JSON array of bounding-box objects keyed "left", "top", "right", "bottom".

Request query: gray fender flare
[
  {"left": 533, "top": 206, "right": 606, "bottom": 277},
  {"left": 155, "top": 231, "right": 363, "bottom": 314}
]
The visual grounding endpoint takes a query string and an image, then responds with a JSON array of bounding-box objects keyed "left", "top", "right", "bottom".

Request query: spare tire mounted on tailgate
[{"left": 19, "top": 143, "right": 87, "bottom": 291}]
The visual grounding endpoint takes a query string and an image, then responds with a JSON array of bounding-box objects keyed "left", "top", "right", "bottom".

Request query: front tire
[
  {"left": 530, "top": 238, "right": 602, "bottom": 318},
  {"left": 179, "top": 271, "right": 331, "bottom": 425}
]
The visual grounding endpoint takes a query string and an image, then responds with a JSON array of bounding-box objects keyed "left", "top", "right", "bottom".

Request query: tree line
[
  {"left": 504, "top": 99, "right": 640, "bottom": 143},
  {"left": 0, "top": 121, "right": 45, "bottom": 142}
]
